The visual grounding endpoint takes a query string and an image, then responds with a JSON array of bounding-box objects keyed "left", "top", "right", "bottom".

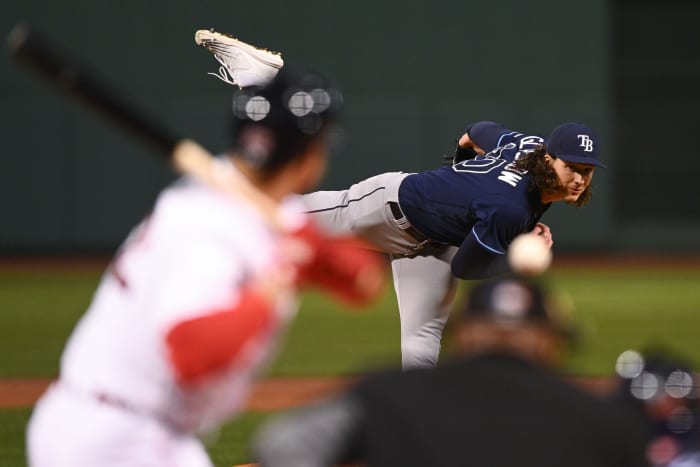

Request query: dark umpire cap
[
  {"left": 230, "top": 64, "right": 343, "bottom": 171},
  {"left": 461, "top": 276, "right": 574, "bottom": 340},
  {"left": 546, "top": 122, "right": 606, "bottom": 168}
]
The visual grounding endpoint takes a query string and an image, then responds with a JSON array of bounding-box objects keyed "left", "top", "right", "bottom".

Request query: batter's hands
[
  {"left": 283, "top": 220, "right": 386, "bottom": 306},
  {"left": 529, "top": 222, "right": 553, "bottom": 248}
]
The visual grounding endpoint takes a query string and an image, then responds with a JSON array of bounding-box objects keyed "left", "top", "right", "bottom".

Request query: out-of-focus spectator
[{"left": 614, "top": 349, "right": 700, "bottom": 466}]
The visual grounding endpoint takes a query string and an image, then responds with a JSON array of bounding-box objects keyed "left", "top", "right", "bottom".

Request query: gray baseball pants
[{"left": 302, "top": 172, "right": 457, "bottom": 369}]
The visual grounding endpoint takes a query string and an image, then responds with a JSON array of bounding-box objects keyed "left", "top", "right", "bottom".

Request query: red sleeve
[{"left": 165, "top": 288, "right": 275, "bottom": 386}]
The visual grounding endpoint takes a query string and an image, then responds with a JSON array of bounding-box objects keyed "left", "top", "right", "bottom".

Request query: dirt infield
[
  {"left": 0, "top": 376, "right": 356, "bottom": 410},
  {"left": 0, "top": 375, "right": 617, "bottom": 410}
]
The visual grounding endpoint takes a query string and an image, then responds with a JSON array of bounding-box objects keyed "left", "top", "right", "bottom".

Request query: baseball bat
[{"left": 6, "top": 23, "right": 285, "bottom": 230}]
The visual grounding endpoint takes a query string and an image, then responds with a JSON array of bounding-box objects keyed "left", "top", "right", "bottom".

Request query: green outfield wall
[{"left": 1, "top": 0, "right": 698, "bottom": 253}]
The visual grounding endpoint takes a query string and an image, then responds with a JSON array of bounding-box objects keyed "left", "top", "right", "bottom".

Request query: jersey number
[{"left": 452, "top": 152, "right": 508, "bottom": 174}]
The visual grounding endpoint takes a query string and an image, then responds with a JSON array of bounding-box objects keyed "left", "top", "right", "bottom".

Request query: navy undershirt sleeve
[
  {"left": 472, "top": 196, "right": 531, "bottom": 254},
  {"left": 450, "top": 230, "right": 511, "bottom": 280},
  {"left": 466, "top": 121, "right": 516, "bottom": 152},
  {"left": 451, "top": 197, "right": 531, "bottom": 280}
]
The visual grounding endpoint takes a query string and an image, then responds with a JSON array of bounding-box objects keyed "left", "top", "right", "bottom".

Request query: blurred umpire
[{"left": 253, "top": 275, "right": 649, "bottom": 467}]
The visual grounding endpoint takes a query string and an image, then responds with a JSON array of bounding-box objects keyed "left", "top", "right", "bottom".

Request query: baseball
[{"left": 507, "top": 233, "right": 553, "bottom": 276}]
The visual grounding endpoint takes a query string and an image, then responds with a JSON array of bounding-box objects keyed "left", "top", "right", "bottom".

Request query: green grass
[
  {"left": 2, "top": 262, "right": 700, "bottom": 466},
  {"left": 0, "top": 267, "right": 401, "bottom": 378},
  {"left": 551, "top": 268, "right": 700, "bottom": 375},
  {"left": 0, "top": 407, "right": 274, "bottom": 467},
  {"left": 0, "top": 408, "right": 30, "bottom": 467},
  {"left": 267, "top": 289, "right": 401, "bottom": 376},
  {"left": 205, "top": 412, "right": 276, "bottom": 466},
  {"left": 0, "top": 269, "right": 100, "bottom": 377},
  {"left": 2, "top": 264, "right": 700, "bottom": 378}
]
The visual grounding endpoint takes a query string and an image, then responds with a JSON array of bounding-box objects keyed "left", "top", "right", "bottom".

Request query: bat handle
[{"left": 172, "top": 140, "right": 286, "bottom": 231}]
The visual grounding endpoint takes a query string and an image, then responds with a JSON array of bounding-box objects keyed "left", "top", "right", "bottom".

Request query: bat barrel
[{"left": 6, "top": 23, "right": 181, "bottom": 155}]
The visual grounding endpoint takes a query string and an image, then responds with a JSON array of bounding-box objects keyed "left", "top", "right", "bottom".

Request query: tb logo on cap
[{"left": 577, "top": 134, "right": 594, "bottom": 152}]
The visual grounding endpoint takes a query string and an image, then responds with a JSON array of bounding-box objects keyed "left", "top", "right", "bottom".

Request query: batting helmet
[{"left": 229, "top": 64, "right": 343, "bottom": 172}]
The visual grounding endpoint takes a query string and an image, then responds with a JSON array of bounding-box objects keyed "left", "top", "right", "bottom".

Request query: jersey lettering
[
  {"left": 497, "top": 170, "right": 523, "bottom": 187},
  {"left": 452, "top": 153, "right": 506, "bottom": 174},
  {"left": 491, "top": 142, "right": 517, "bottom": 157},
  {"left": 519, "top": 135, "right": 544, "bottom": 150},
  {"left": 513, "top": 135, "right": 544, "bottom": 160}
]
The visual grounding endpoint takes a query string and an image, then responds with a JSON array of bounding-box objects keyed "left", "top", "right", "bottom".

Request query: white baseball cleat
[{"left": 194, "top": 29, "right": 284, "bottom": 88}]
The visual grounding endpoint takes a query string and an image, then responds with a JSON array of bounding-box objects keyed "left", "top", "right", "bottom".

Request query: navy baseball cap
[
  {"left": 461, "top": 276, "right": 574, "bottom": 339},
  {"left": 546, "top": 122, "right": 606, "bottom": 168}
]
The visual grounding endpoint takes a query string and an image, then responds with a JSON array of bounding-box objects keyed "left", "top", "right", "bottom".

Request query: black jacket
[
  {"left": 255, "top": 353, "right": 649, "bottom": 467},
  {"left": 348, "top": 354, "right": 649, "bottom": 467}
]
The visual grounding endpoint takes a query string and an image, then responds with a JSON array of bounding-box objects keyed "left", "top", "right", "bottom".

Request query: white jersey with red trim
[{"left": 58, "top": 171, "right": 304, "bottom": 434}]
